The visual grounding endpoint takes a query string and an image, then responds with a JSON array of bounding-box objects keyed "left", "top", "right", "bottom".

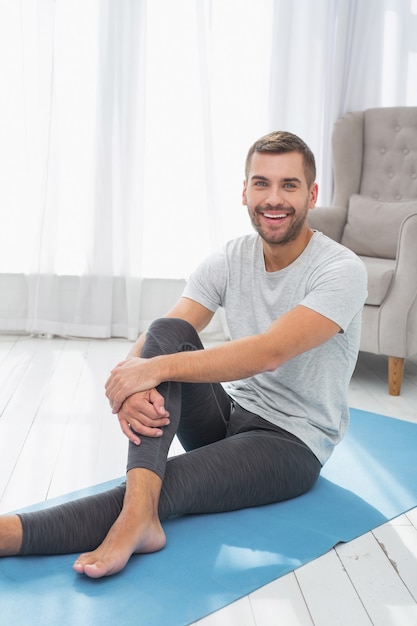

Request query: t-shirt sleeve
[
  {"left": 300, "top": 254, "right": 368, "bottom": 332},
  {"left": 182, "top": 249, "right": 227, "bottom": 312}
]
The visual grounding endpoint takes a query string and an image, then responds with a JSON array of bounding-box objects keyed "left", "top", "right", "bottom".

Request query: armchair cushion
[
  {"left": 359, "top": 256, "right": 395, "bottom": 305},
  {"left": 307, "top": 205, "right": 347, "bottom": 241},
  {"left": 341, "top": 194, "right": 417, "bottom": 259}
]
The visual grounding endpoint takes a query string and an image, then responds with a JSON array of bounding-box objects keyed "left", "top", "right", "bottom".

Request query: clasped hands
[{"left": 105, "top": 357, "right": 170, "bottom": 445}]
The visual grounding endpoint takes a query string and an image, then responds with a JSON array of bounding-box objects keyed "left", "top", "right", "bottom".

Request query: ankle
[
  {"left": 0, "top": 515, "right": 23, "bottom": 556},
  {"left": 124, "top": 468, "right": 162, "bottom": 517}
]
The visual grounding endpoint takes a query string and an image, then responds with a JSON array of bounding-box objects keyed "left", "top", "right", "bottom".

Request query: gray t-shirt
[{"left": 183, "top": 231, "right": 368, "bottom": 465}]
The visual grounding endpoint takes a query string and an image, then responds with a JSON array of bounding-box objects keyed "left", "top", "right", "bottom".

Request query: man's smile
[
  {"left": 262, "top": 212, "right": 288, "bottom": 219},
  {"left": 255, "top": 207, "right": 294, "bottom": 222}
]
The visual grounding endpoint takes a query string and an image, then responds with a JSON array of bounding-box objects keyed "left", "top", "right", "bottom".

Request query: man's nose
[{"left": 265, "top": 186, "right": 285, "bottom": 206}]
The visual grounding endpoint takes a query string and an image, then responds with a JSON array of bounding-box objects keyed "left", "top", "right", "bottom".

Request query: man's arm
[{"left": 106, "top": 304, "right": 340, "bottom": 414}]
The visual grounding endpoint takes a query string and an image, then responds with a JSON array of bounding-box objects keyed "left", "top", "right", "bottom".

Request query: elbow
[
  {"left": 264, "top": 361, "right": 279, "bottom": 373},
  {"left": 261, "top": 342, "right": 292, "bottom": 374},
  {"left": 262, "top": 353, "right": 286, "bottom": 373}
]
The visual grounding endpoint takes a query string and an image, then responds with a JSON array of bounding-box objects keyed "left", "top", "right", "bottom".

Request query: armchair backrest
[{"left": 332, "top": 107, "right": 417, "bottom": 208}]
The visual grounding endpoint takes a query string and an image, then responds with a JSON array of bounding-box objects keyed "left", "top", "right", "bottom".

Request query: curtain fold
[
  {"left": 268, "top": 0, "right": 417, "bottom": 204},
  {"left": 196, "top": 0, "right": 220, "bottom": 249},
  {"left": 26, "top": 0, "right": 147, "bottom": 339},
  {"left": 0, "top": 0, "right": 416, "bottom": 338}
]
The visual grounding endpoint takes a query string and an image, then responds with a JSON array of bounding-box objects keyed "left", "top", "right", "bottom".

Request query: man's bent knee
[{"left": 145, "top": 318, "right": 202, "bottom": 356}]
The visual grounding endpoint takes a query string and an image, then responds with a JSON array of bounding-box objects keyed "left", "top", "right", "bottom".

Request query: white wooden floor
[{"left": 0, "top": 335, "right": 416, "bottom": 625}]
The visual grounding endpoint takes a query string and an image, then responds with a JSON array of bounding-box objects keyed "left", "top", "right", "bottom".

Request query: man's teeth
[{"left": 263, "top": 213, "right": 287, "bottom": 219}]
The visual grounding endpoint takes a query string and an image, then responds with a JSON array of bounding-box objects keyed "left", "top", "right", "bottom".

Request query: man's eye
[
  {"left": 283, "top": 183, "right": 296, "bottom": 189},
  {"left": 254, "top": 181, "right": 267, "bottom": 187}
]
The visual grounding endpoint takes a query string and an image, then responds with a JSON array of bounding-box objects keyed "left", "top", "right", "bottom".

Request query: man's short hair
[{"left": 245, "top": 131, "right": 316, "bottom": 187}]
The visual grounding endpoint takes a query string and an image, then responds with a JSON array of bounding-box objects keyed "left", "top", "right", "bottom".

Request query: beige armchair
[{"left": 308, "top": 106, "right": 417, "bottom": 395}]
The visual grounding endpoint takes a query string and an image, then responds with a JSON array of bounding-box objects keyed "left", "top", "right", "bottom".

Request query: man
[{"left": 0, "top": 131, "right": 367, "bottom": 578}]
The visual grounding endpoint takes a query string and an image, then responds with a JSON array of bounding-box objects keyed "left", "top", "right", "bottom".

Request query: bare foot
[
  {"left": 72, "top": 511, "right": 166, "bottom": 578},
  {"left": 73, "top": 468, "right": 165, "bottom": 578}
]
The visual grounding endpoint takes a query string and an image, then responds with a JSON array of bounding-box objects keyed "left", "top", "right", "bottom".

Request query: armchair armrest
[
  {"left": 307, "top": 205, "right": 347, "bottom": 242},
  {"left": 378, "top": 212, "right": 417, "bottom": 357}
]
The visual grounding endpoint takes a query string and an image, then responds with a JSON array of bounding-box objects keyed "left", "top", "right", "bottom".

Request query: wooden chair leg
[{"left": 388, "top": 356, "right": 405, "bottom": 396}]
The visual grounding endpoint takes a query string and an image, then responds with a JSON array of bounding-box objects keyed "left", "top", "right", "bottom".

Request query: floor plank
[
  {"left": 0, "top": 338, "right": 82, "bottom": 511},
  {"left": 295, "top": 549, "right": 372, "bottom": 625},
  {"left": 249, "top": 574, "right": 314, "bottom": 626},
  {"left": 48, "top": 339, "right": 128, "bottom": 497},
  {"left": 372, "top": 524, "right": 417, "bottom": 601},
  {"left": 336, "top": 533, "right": 417, "bottom": 625},
  {"left": 0, "top": 337, "right": 66, "bottom": 511}
]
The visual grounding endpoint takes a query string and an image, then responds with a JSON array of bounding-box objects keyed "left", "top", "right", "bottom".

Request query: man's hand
[
  {"left": 117, "top": 389, "right": 170, "bottom": 445},
  {"left": 105, "top": 357, "right": 162, "bottom": 414}
]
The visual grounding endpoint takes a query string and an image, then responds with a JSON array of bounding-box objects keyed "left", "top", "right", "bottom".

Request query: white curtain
[
  {"left": 0, "top": 0, "right": 416, "bottom": 338},
  {"left": 27, "top": 0, "right": 147, "bottom": 339}
]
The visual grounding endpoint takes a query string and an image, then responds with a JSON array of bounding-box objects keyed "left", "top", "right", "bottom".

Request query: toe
[
  {"left": 73, "top": 560, "right": 85, "bottom": 574},
  {"left": 83, "top": 563, "right": 105, "bottom": 579}
]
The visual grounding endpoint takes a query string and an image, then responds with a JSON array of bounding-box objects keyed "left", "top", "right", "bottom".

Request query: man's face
[{"left": 242, "top": 151, "right": 318, "bottom": 246}]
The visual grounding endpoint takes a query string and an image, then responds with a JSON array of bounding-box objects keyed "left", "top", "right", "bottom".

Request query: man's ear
[
  {"left": 309, "top": 182, "right": 318, "bottom": 208},
  {"left": 242, "top": 179, "right": 248, "bottom": 206}
]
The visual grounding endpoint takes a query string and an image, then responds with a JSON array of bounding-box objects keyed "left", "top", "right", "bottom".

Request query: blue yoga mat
[{"left": 1, "top": 408, "right": 417, "bottom": 625}]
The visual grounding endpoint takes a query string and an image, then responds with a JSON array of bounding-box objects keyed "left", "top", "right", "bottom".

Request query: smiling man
[{"left": 0, "top": 131, "right": 368, "bottom": 579}]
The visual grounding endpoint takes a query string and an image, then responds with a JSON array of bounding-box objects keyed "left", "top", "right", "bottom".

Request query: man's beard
[{"left": 248, "top": 203, "right": 309, "bottom": 245}]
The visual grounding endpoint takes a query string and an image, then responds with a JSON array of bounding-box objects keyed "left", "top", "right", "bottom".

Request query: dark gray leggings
[{"left": 18, "top": 318, "right": 321, "bottom": 555}]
